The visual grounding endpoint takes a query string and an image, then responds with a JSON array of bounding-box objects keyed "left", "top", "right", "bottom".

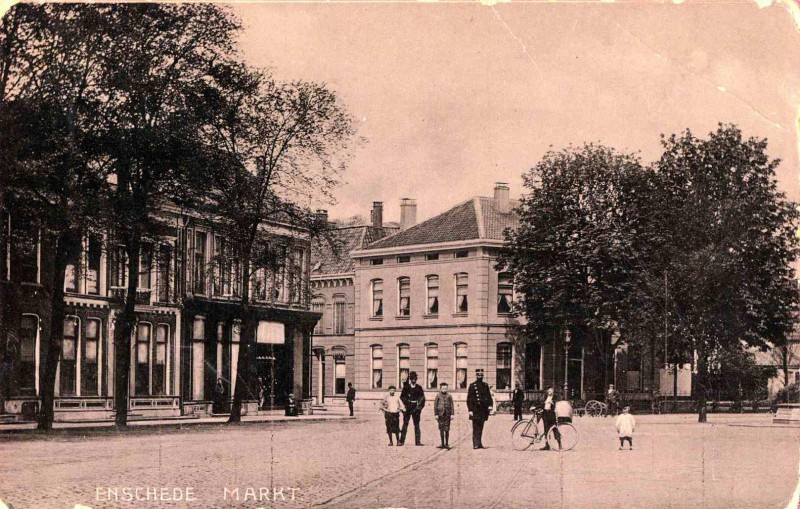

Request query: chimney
[
  {"left": 371, "top": 201, "right": 383, "bottom": 228},
  {"left": 315, "top": 209, "right": 329, "bottom": 224},
  {"left": 494, "top": 182, "right": 510, "bottom": 213},
  {"left": 400, "top": 198, "right": 417, "bottom": 230}
]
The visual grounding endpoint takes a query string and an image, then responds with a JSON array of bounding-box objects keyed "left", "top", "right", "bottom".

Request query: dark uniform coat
[
  {"left": 400, "top": 383, "right": 426, "bottom": 413},
  {"left": 467, "top": 380, "right": 493, "bottom": 422}
]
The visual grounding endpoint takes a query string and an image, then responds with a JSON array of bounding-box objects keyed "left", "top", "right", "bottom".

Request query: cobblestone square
[{"left": 1, "top": 412, "right": 798, "bottom": 509}]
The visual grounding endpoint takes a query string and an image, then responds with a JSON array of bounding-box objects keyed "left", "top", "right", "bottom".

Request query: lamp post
[{"left": 563, "top": 330, "right": 571, "bottom": 399}]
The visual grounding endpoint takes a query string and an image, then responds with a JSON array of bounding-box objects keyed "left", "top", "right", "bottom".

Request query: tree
[
  {"left": 190, "top": 62, "right": 358, "bottom": 422},
  {"left": 499, "top": 144, "right": 659, "bottom": 397},
  {"left": 655, "top": 125, "right": 799, "bottom": 422},
  {"left": 95, "top": 4, "right": 242, "bottom": 428}
]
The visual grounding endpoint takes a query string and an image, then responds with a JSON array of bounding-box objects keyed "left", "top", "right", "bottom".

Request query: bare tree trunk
[
  {"left": 696, "top": 347, "right": 707, "bottom": 423},
  {"left": 114, "top": 232, "right": 141, "bottom": 429},
  {"left": 37, "top": 230, "right": 73, "bottom": 430},
  {"left": 229, "top": 255, "right": 251, "bottom": 423}
]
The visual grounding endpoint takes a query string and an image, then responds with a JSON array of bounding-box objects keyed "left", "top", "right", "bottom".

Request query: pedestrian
[
  {"left": 212, "top": 377, "right": 226, "bottom": 414},
  {"left": 607, "top": 384, "right": 620, "bottom": 416},
  {"left": 400, "top": 371, "right": 425, "bottom": 446},
  {"left": 434, "top": 382, "right": 454, "bottom": 449},
  {"left": 615, "top": 405, "right": 636, "bottom": 450},
  {"left": 346, "top": 382, "right": 356, "bottom": 417},
  {"left": 466, "top": 368, "right": 493, "bottom": 449},
  {"left": 541, "top": 387, "right": 556, "bottom": 450},
  {"left": 379, "top": 385, "right": 403, "bottom": 446},
  {"left": 259, "top": 378, "right": 267, "bottom": 410},
  {"left": 285, "top": 393, "right": 298, "bottom": 417},
  {"left": 489, "top": 385, "right": 497, "bottom": 415},
  {"left": 512, "top": 383, "right": 525, "bottom": 421}
]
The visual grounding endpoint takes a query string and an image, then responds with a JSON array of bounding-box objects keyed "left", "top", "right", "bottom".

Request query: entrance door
[{"left": 253, "top": 342, "right": 294, "bottom": 408}]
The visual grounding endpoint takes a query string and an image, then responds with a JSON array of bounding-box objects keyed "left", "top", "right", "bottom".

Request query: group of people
[{"left": 379, "top": 368, "right": 495, "bottom": 449}]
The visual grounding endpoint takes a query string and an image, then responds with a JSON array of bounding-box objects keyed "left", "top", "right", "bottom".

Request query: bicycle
[{"left": 511, "top": 409, "right": 578, "bottom": 452}]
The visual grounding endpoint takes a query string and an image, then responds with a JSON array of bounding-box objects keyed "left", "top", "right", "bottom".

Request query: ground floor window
[
  {"left": 371, "top": 345, "right": 383, "bottom": 389},
  {"left": 153, "top": 324, "right": 168, "bottom": 395},
  {"left": 398, "top": 344, "right": 410, "bottom": 386},
  {"left": 81, "top": 318, "right": 100, "bottom": 396},
  {"left": 426, "top": 344, "right": 438, "bottom": 389},
  {"left": 496, "top": 342, "right": 512, "bottom": 390},
  {"left": 18, "top": 315, "right": 38, "bottom": 395},
  {"left": 334, "top": 351, "right": 346, "bottom": 395},
  {"left": 455, "top": 343, "right": 468, "bottom": 389},
  {"left": 60, "top": 317, "right": 78, "bottom": 396},
  {"left": 135, "top": 323, "right": 151, "bottom": 396}
]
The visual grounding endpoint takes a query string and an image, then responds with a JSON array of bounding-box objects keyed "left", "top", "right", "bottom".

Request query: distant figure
[
  {"left": 285, "top": 393, "right": 298, "bottom": 417},
  {"left": 512, "top": 383, "right": 525, "bottom": 421},
  {"left": 400, "top": 371, "right": 425, "bottom": 446},
  {"left": 615, "top": 406, "right": 636, "bottom": 450},
  {"left": 607, "top": 384, "right": 620, "bottom": 416},
  {"left": 346, "top": 382, "right": 356, "bottom": 417},
  {"left": 258, "top": 378, "right": 267, "bottom": 410},
  {"left": 467, "top": 368, "right": 493, "bottom": 449},
  {"left": 434, "top": 383, "right": 454, "bottom": 449},
  {"left": 380, "top": 385, "right": 404, "bottom": 446},
  {"left": 213, "top": 378, "right": 226, "bottom": 414}
]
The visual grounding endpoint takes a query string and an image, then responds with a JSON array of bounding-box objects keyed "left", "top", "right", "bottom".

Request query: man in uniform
[
  {"left": 400, "top": 371, "right": 425, "bottom": 446},
  {"left": 467, "top": 368, "right": 493, "bottom": 449}
]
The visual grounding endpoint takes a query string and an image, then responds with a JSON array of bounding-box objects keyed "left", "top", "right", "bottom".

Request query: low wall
[{"left": 773, "top": 404, "right": 800, "bottom": 425}]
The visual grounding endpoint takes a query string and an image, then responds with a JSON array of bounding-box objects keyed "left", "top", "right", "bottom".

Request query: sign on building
[{"left": 257, "top": 321, "right": 285, "bottom": 344}]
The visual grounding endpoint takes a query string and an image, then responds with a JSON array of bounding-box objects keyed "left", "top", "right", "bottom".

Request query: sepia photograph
[{"left": 1, "top": 1, "right": 800, "bottom": 508}]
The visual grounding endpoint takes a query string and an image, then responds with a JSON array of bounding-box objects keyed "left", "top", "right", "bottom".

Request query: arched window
[
  {"left": 371, "top": 345, "right": 383, "bottom": 389},
  {"left": 426, "top": 276, "right": 439, "bottom": 315},
  {"left": 454, "top": 343, "right": 468, "bottom": 389},
  {"left": 425, "top": 343, "right": 439, "bottom": 389},
  {"left": 60, "top": 316, "right": 79, "bottom": 396},
  {"left": 333, "top": 294, "right": 346, "bottom": 335},
  {"left": 82, "top": 319, "right": 101, "bottom": 396},
  {"left": 496, "top": 342, "right": 512, "bottom": 390},
  {"left": 455, "top": 273, "right": 469, "bottom": 313},
  {"left": 398, "top": 344, "right": 410, "bottom": 386},
  {"left": 398, "top": 277, "right": 411, "bottom": 316},
  {"left": 371, "top": 279, "right": 383, "bottom": 317}
]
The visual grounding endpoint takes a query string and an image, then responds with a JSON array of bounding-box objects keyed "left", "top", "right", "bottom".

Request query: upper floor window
[
  {"left": 498, "top": 272, "right": 513, "bottom": 314},
  {"left": 398, "top": 344, "right": 410, "bottom": 386},
  {"left": 110, "top": 246, "right": 127, "bottom": 288},
  {"left": 371, "top": 279, "right": 383, "bottom": 317},
  {"left": 64, "top": 241, "right": 81, "bottom": 293},
  {"left": 455, "top": 273, "right": 469, "bottom": 313},
  {"left": 11, "top": 217, "right": 39, "bottom": 284},
  {"left": 193, "top": 232, "right": 207, "bottom": 295},
  {"left": 139, "top": 243, "right": 153, "bottom": 290},
  {"left": 213, "top": 236, "right": 230, "bottom": 296},
  {"left": 370, "top": 258, "right": 383, "bottom": 266},
  {"left": 311, "top": 299, "right": 325, "bottom": 334},
  {"left": 426, "top": 276, "right": 439, "bottom": 315},
  {"left": 398, "top": 277, "right": 411, "bottom": 316},
  {"left": 157, "top": 244, "right": 173, "bottom": 302},
  {"left": 455, "top": 343, "right": 468, "bottom": 389},
  {"left": 371, "top": 345, "right": 383, "bottom": 389},
  {"left": 291, "top": 248, "right": 304, "bottom": 304},
  {"left": 454, "top": 250, "right": 468, "bottom": 258},
  {"left": 86, "top": 235, "right": 102, "bottom": 295},
  {"left": 397, "top": 256, "right": 410, "bottom": 263},
  {"left": 333, "top": 295, "right": 346, "bottom": 335},
  {"left": 496, "top": 342, "right": 512, "bottom": 390},
  {"left": 425, "top": 343, "right": 439, "bottom": 389},
  {"left": 425, "top": 253, "right": 439, "bottom": 261}
]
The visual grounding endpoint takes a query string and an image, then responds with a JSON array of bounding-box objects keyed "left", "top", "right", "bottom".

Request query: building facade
[{"left": 0, "top": 208, "right": 317, "bottom": 422}]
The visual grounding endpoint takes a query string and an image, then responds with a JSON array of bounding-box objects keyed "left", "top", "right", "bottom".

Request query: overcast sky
[{"left": 233, "top": 1, "right": 800, "bottom": 224}]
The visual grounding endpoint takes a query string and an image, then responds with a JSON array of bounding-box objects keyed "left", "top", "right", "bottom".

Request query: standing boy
[
  {"left": 380, "top": 386, "right": 404, "bottom": 446},
  {"left": 434, "top": 383, "right": 454, "bottom": 449},
  {"left": 615, "top": 405, "right": 636, "bottom": 450}
]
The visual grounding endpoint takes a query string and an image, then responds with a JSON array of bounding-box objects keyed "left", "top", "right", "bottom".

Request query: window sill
[
  {"left": 452, "top": 312, "right": 468, "bottom": 318},
  {"left": 497, "top": 312, "right": 513, "bottom": 317},
  {"left": 395, "top": 315, "right": 410, "bottom": 320},
  {"left": 423, "top": 314, "right": 439, "bottom": 319},
  {"left": 368, "top": 316, "right": 383, "bottom": 321}
]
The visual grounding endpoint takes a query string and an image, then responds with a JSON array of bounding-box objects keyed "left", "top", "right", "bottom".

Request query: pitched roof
[
  {"left": 362, "top": 196, "right": 519, "bottom": 251},
  {"left": 311, "top": 224, "right": 398, "bottom": 275}
]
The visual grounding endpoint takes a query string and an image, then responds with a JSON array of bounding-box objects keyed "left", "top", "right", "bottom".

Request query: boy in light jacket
[{"left": 615, "top": 405, "right": 636, "bottom": 450}]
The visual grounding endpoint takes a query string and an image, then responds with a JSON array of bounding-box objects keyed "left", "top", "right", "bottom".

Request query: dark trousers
[
  {"left": 348, "top": 401, "right": 354, "bottom": 416},
  {"left": 513, "top": 404, "right": 523, "bottom": 420},
  {"left": 620, "top": 436, "right": 632, "bottom": 448},
  {"left": 401, "top": 410, "right": 421, "bottom": 444},
  {"left": 472, "top": 418, "right": 486, "bottom": 448}
]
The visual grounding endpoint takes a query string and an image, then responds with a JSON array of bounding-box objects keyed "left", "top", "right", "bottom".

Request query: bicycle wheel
[
  {"left": 511, "top": 419, "right": 535, "bottom": 451},
  {"left": 547, "top": 423, "right": 578, "bottom": 451}
]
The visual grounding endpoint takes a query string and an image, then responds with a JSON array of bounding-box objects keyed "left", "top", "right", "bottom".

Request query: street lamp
[{"left": 563, "top": 330, "right": 571, "bottom": 399}]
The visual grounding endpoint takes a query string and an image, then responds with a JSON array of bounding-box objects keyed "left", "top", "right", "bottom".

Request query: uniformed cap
[{"left": 475, "top": 368, "right": 484, "bottom": 375}]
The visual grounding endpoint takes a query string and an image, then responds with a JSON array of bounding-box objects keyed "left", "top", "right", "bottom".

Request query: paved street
[{"left": 1, "top": 412, "right": 798, "bottom": 509}]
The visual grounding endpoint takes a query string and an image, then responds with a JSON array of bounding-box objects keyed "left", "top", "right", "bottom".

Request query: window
[
  {"left": 371, "top": 279, "right": 383, "bottom": 317},
  {"left": 193, "top": 232, "right": 207, "bottom": 294},
  {"left": 333, "top": 295, "right": 346, "bottom": 335},
  {"left": 455, "top": 250, "right": 468, "bottom": 258},
  {"left": 398, "top": 277, "right": 411, "bottom": 316},
  {"left": 213, "top": 236, "right": 229, "bottom": 296},
  {"left": 291, "top": 248, "right": 303, "bottom": 304},
  {"left": 525, "top": 342, "right": 541, "bottom": 390},
  {"left": 370, "top": 258, "right": 383, "bottom": 266},
  {"left": 64, "top": 242, "right": 80, "bottom": 293},
  {"left": 60, "top": 318, "right": 78, "bottom": 396},
  {"left": 139, "top": 243, "right": 153, "bottom": 290},
  {"left": 111, "top": 246, "right": 127, "bottom": 288},
  {"left": 455, "top": 343, "right": 468, "bottom": 389},
  {"left": 426, "top": 344, "right": 438, "bottom": 389},
  {"left": 455, "top": 273, "right": 469, "bottom": 313},
  {"left": 397, "top": 255, "right": 410, "bottom": 263},
  {"left": 153, "top": 325, "right": 168, "bottom": 395},
  {"left": 398, "top": 344, "right": 410, "bottom": 385},
  {"left": 158, "top": 244, "right": 173, "bottom": 302},
  {"left": 371, "top": 346, "right": 383, "bottom": 389},
  {"left": 87, "top": 235, "right": 101, "bottom": 295},
  {"left": 311, "top": 299, "right": 325, "bottom": 334},
  {"left": 333, "top": 348, "right": 346, "bottom": 395},
  {"left": 82, "top": 319, "right": 100, "bottom": 396},
  {"left": 425, "top": 253, "right": 439, "bottom": 261},
  {"left": 19, "top": 315, "right": 37, "bottom": 395},
  {"left": 496, "top": 343, "right": 512, "bottom": 390},
  {"left": 426, "top": 276, "right": 439, "bottom": 315},
  {"left": 253, "top": 267, "right": 268, "bottom": 301},
  {"left": 13, "top": 221, "right": 39, "bottom": 284},
  {"left": 135, "top": 323, "right": 151, "bottom": 396},
  {"left": 498, "top": 272, "right": 513, "bottom": 314}
]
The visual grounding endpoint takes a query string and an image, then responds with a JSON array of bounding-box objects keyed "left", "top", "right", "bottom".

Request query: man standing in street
[
  {"left": 512, "top": 383, "right": 525, "bottom": 421},
  {"left": 400, "top": 371, "right": 425, "bottom": 446},
  {"left": 467, "top": 368, "right": 493, "bottom": 449},
  {"left": 346, "top": 382, "right": 356, "bottom": 417}
]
